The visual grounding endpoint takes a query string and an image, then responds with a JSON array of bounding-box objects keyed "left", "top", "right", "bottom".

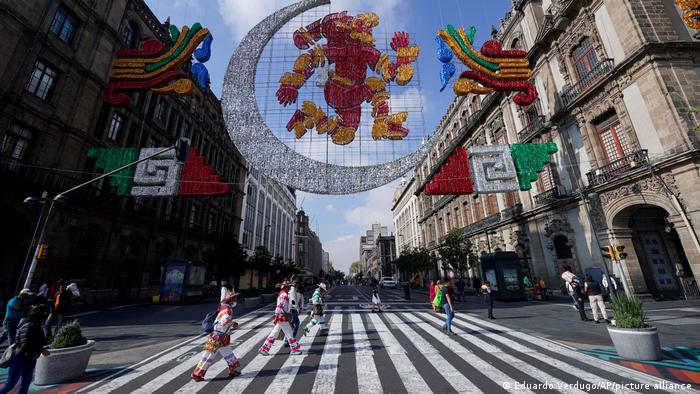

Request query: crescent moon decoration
[{"left": 221, "top": 0, "right": 438, "bottom": 195}]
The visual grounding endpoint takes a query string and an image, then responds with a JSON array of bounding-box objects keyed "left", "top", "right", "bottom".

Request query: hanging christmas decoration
[
  {"left": 510, "top": 143, "right": 558, "bottom": 191},
  {"left": 675, "top": 1, "right": 700, "bottom": 30},
  {"left": 89, "top": 146, "right": 229, "bottom": 197},
  {"left": 425, "top": 147, "right": 472, "bottom": 195},
  {"left": 436, "top": 25, "right": 537, "bottom": 106},
  {"left": 179, "top": 148, "right": 231, "bottom": 195},
  {"left": 422, "top": 143, "right": 557, "bottom": 195},
  {"left": 277, "top": 11, "right": 420, "bottom": 145},
  {"left": 87, "top": 147, "right": 139, "bottom": 196},
  {"left": 104, "top": 23, "right": 213, "bottom": 106}
]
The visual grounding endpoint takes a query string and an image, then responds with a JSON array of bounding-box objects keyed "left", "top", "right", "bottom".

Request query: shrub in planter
[
  {"left": 607, "top": 292, "right": 661, "bottom": 361},
  {"left": 35, "top": 320, "right": 95, "bottom": 385}
]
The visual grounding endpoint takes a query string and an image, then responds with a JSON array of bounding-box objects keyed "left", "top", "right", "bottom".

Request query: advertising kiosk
[
  {"left": 160, "top": 259, "right": 207, "bottom": 304},
  {"left": 480, "top": 252, "right": 526, "bottom": 301}
]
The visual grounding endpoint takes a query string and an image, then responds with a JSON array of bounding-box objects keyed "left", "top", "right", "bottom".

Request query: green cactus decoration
[
  {"left": 509, "top": 143, "right": 558, "bottom": 191},
  {"left": 87, "top": 147, "right": 139, "bottom": 196}
]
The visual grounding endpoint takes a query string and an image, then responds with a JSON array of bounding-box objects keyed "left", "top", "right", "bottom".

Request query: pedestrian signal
[
  {"left": 614, "top": 245, "right": 627, "bottom": 260},
  {"left": 601, "top": 245, "right": 613, "bottom": 261}
]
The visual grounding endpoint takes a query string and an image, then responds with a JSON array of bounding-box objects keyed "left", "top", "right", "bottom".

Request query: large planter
[
  {"left": 34, "top": 340, "right": 95, "bottom": 385},
  {"left": 607, "top": 326, "right": 662, "bottom": 361}
]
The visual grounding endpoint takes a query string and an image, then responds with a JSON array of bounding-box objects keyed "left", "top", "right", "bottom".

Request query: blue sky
[{"left": 147, "top": 0, "right": 511, "bottom": 273}]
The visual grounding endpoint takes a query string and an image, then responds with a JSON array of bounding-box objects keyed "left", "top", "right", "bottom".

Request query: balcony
[
  {"left": 501, "top": 203, "right": 523, "bottom": 219},
  {"left": 533, "top": 186, "right": 568, "bottom": 207},
  {"left": 428, "top": 240, "right": 436, "bottom": 249},
  {"left": 586, "top": 150, "right": 649, "bottom": 187},
  {"left": 461, "top": 213, "right": 502, "bottom": 236},
  {"left": 518, "top": 116, "right": 546, "bottom": 143},
  {"left": 561, "top": 59, "right": 615, "bottom": 107}
]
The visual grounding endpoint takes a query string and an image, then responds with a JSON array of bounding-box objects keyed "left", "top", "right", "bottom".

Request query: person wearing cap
[
  {"left": 0, "top": 289, "right": 33, "bottom": 346},
  {"left": 259, "top": 279, "right": 301, "bottom": 356},
  {"left": 303, "top": 283, "right": 327, "bottom": 335},
  {"left": 192, "top": 291, "right": 242, "bottom": 381}
]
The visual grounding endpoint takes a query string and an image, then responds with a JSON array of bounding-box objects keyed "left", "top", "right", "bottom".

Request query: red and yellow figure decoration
[
  {"left": 277, "top": 11, "right": 420, "bottom": 145},
  {"left": 437, "top": 25, "right": 537, "bottom": 106},
  {"left": 675, "top": 1, "right": 700, "bottom": 30},
  {"left": 104, "top": 23, "right": 213, "bottom": 106}
]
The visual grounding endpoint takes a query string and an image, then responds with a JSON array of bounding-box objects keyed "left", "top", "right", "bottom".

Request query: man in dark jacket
[
  {"left": 0, "top": 304, "right": 49, "bottom": 394},
  {"left": 0, "top": 289, "right": 32, "bottom": 346}
]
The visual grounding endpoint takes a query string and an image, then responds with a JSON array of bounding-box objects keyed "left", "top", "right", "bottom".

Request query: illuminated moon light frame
[{"left": 221, "top": 0, "right": 437, "bottom": 194}]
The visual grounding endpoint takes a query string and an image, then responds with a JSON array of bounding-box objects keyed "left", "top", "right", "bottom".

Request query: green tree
[
  {"left": 395, "top": 247, "right": 432, "bottom": 281},
  {"left": 438, "top": 229, "right": 478, "bottom": 279},
  {"left": 250, "top": 246, "right": 273, "bottom": 272},
  {"left": 348, "top": 261, "right": 363, "bottom": 276}
]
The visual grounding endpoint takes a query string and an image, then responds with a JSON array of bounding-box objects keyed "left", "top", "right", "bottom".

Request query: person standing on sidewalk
[
  {"left": 0, "top": 289, "right": 32, "bottom": 346},
  {"left": 0, "top": 304, "right": 49, "bottom": 394},
  {"left": 259, "top": 279, "right": 301, "bottom": 356},
  {"left": 403, "top": 281, "right": 411, "bottom": 300},
  {"left": 44, "top": 285, "right": 71, "bottom": 338},
  {"left": 584, "top": 274, "right": 610, "bottom": 324},
  {"left": 192, "top": 291, "right": 242, "bottom": 381},
  {"left": 304, "top": 283, "right": 326, "bottom": 334},
  {"left": 481, "top": 280, "right": 495, "bottom": 319},
  {"left": 561, "top": 266, "right": 590, "bottom": 321},
  {"left": 441, "top": 280, "right": 456, "bottom": 334},
  {"left": 428, "top": 280, "right": 436, "bottom": 311}
]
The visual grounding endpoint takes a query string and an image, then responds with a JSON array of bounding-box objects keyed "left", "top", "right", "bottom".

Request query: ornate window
[
  {"left": 571, "top": 37, "right": 599, "bottom": 81},
  {"left": 539, "top": 163, "right": 556, "bottom": 191},
  {"left": 486, "top": 194, "right": 499, "bottom": 215},
  {"left": 107, "top": 112, "right": 123, "bottom": 141},
  {"left": 596, "top": 115, "right": 631, "bottom": 162},
  {"left": 121, "top": 21, "right": 139, "bottom": 49},
  {"left": 26, "top": 61, "right": 58, "bottom": 100},
  {"left": 50, "top": 7, "right": 78, "bottom": 44},
  {"left": 511, "top": 37, "right": 521, "bottom": 50},
  {"left": 469, "top": 96, "right": 480, "bottom": 114},
  {"left": 1, "top": 124, "right": 32, "bottom": 170}
]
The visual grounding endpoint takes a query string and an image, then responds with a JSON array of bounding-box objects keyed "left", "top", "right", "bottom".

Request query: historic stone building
[
  {"left": 0, "top": 0, "right": 246, "bottom": 301},
  {"left": 294, "top": 209, "right": 323, "bottom": 276},
  {"left": 392, "top": 178, "right": 421, "bottom": 255},
  {"left": 411, "top": 0, "right": 700, "bottom": 299}
]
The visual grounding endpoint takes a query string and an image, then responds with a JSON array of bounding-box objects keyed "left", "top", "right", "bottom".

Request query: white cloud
[
  {"left": 324, "top": 234, "right": 359, "bottom": 273},
  {"left": 343, "top": 181, "right": 398, "bottom": 233},
  {"left": 325, "top": 204, "right": 338, "bottom": 213}
]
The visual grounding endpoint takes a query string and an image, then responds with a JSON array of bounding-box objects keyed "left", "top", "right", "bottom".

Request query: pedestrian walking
[
  {"left": 584, "top": 274, "right": 610, "bottom": 324},
  {"left": 259, "top": 279, "right": 301, "bottom": 356},
  {"left": 191, "top": 291, "right": 242, "bottom": 381},
  {"left": 441, "top": 280, "right": 456, "bottom": 335},
  {"left": 0, "top": 304, "right": 50, "bottom": 394},
  {"left": 456, "top": 279, "right": 465, "bottom": 302},
  {"left": 285, "top": 279, "right": 303, "bottom": 347},
  {"left": 428, "top": 280, "right": 436, "bottom": 312},
  {"left": 220, "top": 280, "right": 233, "bottom": 303},
  {"left": 538, "top": 277, "right": 548, "bottom": 300},
  {"left": 35, "top": 282, "right": 49, "bottom": 307},
  {"left": 472, "top": 276, "right": 481, "bottom": 295},
  {"left": 371, "top": 286, "right": 382, "bottom": 312},
  {"left": 481, "top": 281, "right": 495, "bottom": 319},
  {"left": 0, "top": 289, "right": 33, "bottom": 346},
  {"left": 303, "top": 283, "right": 327, "bottom": 335},
  {"left": 561, "top": 266, "right": 590, "bottom": 321},
  {"left": 403, "top": 281, "right": 411, "bottom": 300},
  {"left": 44, "top": 284, "right": 72, "bottom": 338},
  {"left": 523, "top": 275, "right": 533, "bottom": 301},
  {"left": 432, "top": 282, "right": 443, "bottom": 312}
]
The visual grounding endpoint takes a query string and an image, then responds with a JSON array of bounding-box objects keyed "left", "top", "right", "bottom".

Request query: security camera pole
[{"left": 21, "top": 138, "right": 190, "bottom": 289}]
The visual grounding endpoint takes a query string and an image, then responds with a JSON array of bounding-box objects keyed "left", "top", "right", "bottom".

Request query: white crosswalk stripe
[
  {"left": 82, "top": 309, "right": 700, "bottom": 394},
  {"left": 351, "top": 313, "right": 382, "bottom": 394}
]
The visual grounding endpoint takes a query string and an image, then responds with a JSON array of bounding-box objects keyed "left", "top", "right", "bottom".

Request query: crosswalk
[{"left": 78, "top": 307, "right": 698, "bottom": 394}]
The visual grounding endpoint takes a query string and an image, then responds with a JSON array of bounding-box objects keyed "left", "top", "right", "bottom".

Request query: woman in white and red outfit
[
  {"left": 191, "top": 292, "right": 241, "bottom": 381},
  {"left": 258, "top": 279, "right": 301, "bottom": 356}
]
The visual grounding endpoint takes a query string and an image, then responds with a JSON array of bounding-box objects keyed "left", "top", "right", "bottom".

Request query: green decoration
[
  {"left": 509, "top": 143, "right": 558, "bottom": 191},
  {"left": 445, "top": 25, "right": 499, "bottom": 72},
  {"left": 169, "top": 25, "right": 180, "bottom": 43},
  {"left": 146, "top": 23, "right": 203, "bottom": 72},
  {"left": 87, "top": 147, "right": 139, "bottom": 196}
]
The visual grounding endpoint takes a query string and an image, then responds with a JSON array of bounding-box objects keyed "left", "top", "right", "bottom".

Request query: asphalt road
[{"left": 60, "top": 285, "right": 698, "bottom": 393}]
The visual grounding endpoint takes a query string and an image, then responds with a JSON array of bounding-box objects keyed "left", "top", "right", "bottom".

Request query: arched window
[
  {"left": 469, "top": 96, "right": 480, "bottom": 114},
  {"left": 596, "top": 113, "right": 630, "bottom": 163},
  {"left": 121, "top": 21, "right": 139, "bottom": 49},
  {"left": 553, "top": 235, "right": 573, "bottom": 259},
  {"left": 511, "top": 37, "right": 521, "bottom": 50},
  {"left": 571, "top": 37, "right": 599, "bottom": 81}
]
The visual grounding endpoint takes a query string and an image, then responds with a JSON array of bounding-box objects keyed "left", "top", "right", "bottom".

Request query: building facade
[
  {"left": 392, "top": 178, "right": 421, "bottom": 256},
  {"left": 413, "top": 0, "right": 700, "bottom": 299},
  {"left": 294, "top": 209, "right": 323, "bottom": 275},
  {"left": 0, "top": 0, "right": 246, "bottom": 301},
  {"left": 239, "top": 167, "right": 295, "bottom": 263},
  {"left": 359, "top": 223, "right": 389, "bottom": 277}
]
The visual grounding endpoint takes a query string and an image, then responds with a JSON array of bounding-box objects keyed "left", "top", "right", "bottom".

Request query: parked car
[{"left": 379, "top": 277, "right": 397, "bottom": 288}]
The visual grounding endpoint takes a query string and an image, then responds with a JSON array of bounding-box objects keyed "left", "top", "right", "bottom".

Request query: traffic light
[
  {"left": 175, "top": 138, "right": 190, "bottom": 163},
  {"left": 614, "top": 245, "right": 627, "bottom": 260},
  {"left": 601, "top": 245, "right": 614, "bottom": 261},
  {"left": 36, "top": 244, "right": 49, "bottom": 260}
]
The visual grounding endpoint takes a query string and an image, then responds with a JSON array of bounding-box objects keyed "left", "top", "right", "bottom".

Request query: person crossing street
[
  {"left": 303, "top": 283, "right": 327, "bottom": 334},
  {"left": 259, "top": 279, "right": 301, "bottom": 356},
  {"left": 285, "top": 279, "right": 304, "bottom": 347},
  {"left": 191, "top": 291, "right": 242, "bottom": 381}
]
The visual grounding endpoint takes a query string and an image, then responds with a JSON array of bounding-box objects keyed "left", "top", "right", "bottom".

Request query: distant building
[
  {"left": 359, "top": 223, "right": 388, "bottom": 277},
  {"left": 322, "top": 250, "right": 330, "bottom": 273},
  {"left": 295, "top": 210, "right": 322, "bottom": 276},
  {"left": 239, "top": 168, "right": 295, "bottom": 263},
  {"left": 392, "top": 177, "right": 421, "bottom": 256}
]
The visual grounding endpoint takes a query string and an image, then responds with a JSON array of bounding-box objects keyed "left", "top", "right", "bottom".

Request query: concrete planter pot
[
  {"left": 34, "top": 340, "right": 95, "bottom": 385},
  {"left": 607, "top": 326, "right": 662, "bottom": 361}
]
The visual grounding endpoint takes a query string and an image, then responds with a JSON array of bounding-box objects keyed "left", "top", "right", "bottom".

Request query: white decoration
[
  {"left": 131, "top": 148, "right": 183, "bottom": 197},
  {"left": 469, "top": 145, "right": 519, "bottom": 193}
]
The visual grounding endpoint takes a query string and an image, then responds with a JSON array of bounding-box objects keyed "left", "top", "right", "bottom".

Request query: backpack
[
  {"left": 202, "top": 311, "right": 217, "bottom": 333},
  {"left": 432, "top": 288, "right": 443, "bottom": 307}
]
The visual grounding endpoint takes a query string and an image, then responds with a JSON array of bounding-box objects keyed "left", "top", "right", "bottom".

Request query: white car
[{"left": 379, "top": 277, "right": 397, "bottom": 288}]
